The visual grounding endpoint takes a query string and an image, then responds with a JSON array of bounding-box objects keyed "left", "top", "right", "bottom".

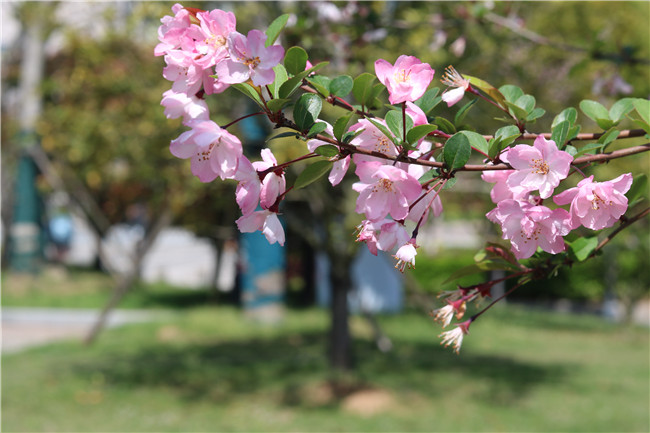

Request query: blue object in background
[{"left": 239, "top": 227, "right": 286, "bottom": 322}]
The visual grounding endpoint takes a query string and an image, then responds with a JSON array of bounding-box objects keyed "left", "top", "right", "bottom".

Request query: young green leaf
[
  {"left": 294, "top": 160, "right": 333, "bottom": 189},
  {"left": 352, "top": 73, "right": 377, "bottom": 108},
  {"left": 552, "top": 107, "right": 578, "bottom": 128},
  {"left": 580, "top": 100, "right": 611, "bottom": 124},
  {"left": 609, "top": 98, "right": 635, "bottom": 123},
  {"left": 313, "top": 145, "right": 339, "bottom": 157},
  {"left": 330, "top": 75, "right": 353, "bottom": 98},
  {"left": 265, "top": 14, "right": 289, "bottom": 47},
  {"left": 551, "top": 120, "right": 570, "bottom": 148},
  {"left": 284, "top": 46, "right": 308, "bottom": 75},
  {"left": 499, "top": 84, "right": 524, "bottom": 103},
  {"left": 266, "top": 98, "right": 291, "bottom": 113},
  {"left": 568, "top": 237, "right": 599, "bottom": 262},
  {"left": 457, "top": 130, "right": 489, "bottom": 156},
  {"left": 231, "top": 83, "right": 263, "bottom": 107},
  {"left": 464, "top": 75, "right": 507, "bottom": 109},
  {"left": 414, "top": 87, "right": 442, "bottom": 113},
  {"left": 454, "top": 99, "right": 477, "bottom": 127},
  {"left": 385, "top": 109, "right": 413, "bottom": 141},
  {"left": 626, "top": 173, "right": 648, "bottom": 206},
  {"left": 293, "top": 93, "right": 322, "bottom": 131},
  {"left": 278, "top": 61, "right": 329, "bottom": 99},
  {"left": 443, "top": 132, "right": 471, "bottom": 170},
  {"left": 268, "top": 64, "right": 288, "bottom": 99},
  {"left": 307, "top": 121, "right": 328, "bottom": 137},
  {"left": 434, "top": 116, "right": 457, "bottom": 135},
  {"left": 333, "top": 113, "right": 354, "bottom": 141},
  {"left": 406, "top": 124, "right": 438, "bottom": 145},
  {"left": 515, "top": 94, "right": 536, "bottom": 113},
  {"left": 306, "top": 76, "right": 331, "bottom": 97}
]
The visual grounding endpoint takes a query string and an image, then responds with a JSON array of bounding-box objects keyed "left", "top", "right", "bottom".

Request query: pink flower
[
  {"left": 355, "top": 220, "right": 380, "bottom": 255},
  {"left": 252, "top": 149, "right": 286, "bottom": 210},
  {"left": 405, "top": 101, "right": 428, "bottom": 126},
  {"left": 376, "top": 220, "right": 410, "bottom": 252},
  {"left": 353, "top": 162, "right": 422, "bottom": 221},
  {"left": 439, "top": 320, "right": 472, "bottom": 354},
  {"left": 234, "top": 156, "right": 261, "bottom": 215},
  {"left": 375, "top": 55, "right": 434, "bottom": 104},
  {"left": 350, "top": 118, "right": 398, "bottom": 165},
  {"left": 394, "top": 239, "right": 418, "bottom": 272},
  {"left": 216, "top": 30, "right": 285, "bottom": 86},
  {"left": 440, "top": 66, "right": 470, "bottom": 107},
  {"left": 306, "top": 121, "right": 350, "bottom": 186},
  {"left": 487, "top": 199, "right": 571, "bottom": 259},
  {"left": 236, "top": 210, "right": 285, "bottom": 246},
  {"left": 430, "top": 298, "right": 467, "bottom": 328},
  {"left": 553, "top": 173, "right": 633, "bottom": 230},
  {"left": 161, "top": 89, "right": 209, "bottom": 122},
  {"left": 194, "top": 9, "right": 237, "bottom": 69},
  {"left": 506, "top": 136, "right": 573, "bottom": 199},
  {"left": 154, "top": 4, "right": 193, "bottom": 57},
  {"left": 170, "top": 120, "right": 242, "bottom": 182}
]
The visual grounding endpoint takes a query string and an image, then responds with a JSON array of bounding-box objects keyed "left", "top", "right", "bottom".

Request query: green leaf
[
  {"left": 268, "top": 64, "right": 288, "bottom": 99},
  {"left": 293, "top": 93, "right": 322, "bottom": 131},
  {"left": 609, "top": 98, "right": 635, "bottom": 123},
  {"left": 307, "top": 121, "right": 328, "bottom": 137},
  {"left": 563, "top": 144, "right": 577, "bottom": 156},
  {"left": 487, "top": 137, "right": 503, "bottom": 160},
  {"left": 406, "top": 124, "right": 438, "bottom": 145},
  {"left": 294, "top": 160, "right": 333, "bottom": 189},
  {"left": 265, "top": 14, "right": 289, "bottom": 47},
  {"left": 457, "top": 130, "right": 489, "bottom": 156},
  {"left": 278, "top": 62, "right": 329, "bottom": 99},
  {"left": 306, "top": 76, "right": 331, "bottom": 97},
  {"left": 266, "top": 98, "right": 291, "bottom": 113},
  {"left": 526, "top": 107, "right": 545, "bottom": 122},
  {"left": 333, "top": 113, "right": 353, "bottom": 141},
  {"left": 504, "top": 101, "right": 529, "bottom": 121},
  {"left": 574, "top": 142, "right": 604, "bottom": 157},
  {"left": 284, "top": 46, "right": 308, "bottom": 75},
  {"left": 595, "top": 117, "right": 616, "bottom": 130},
  {"left": 567, "top": 124, "right": 581, "bottom": 142},
  {"left": 454, "top": 99, "right": 477, "bottom": 127},
  {"left": 368, "top": 83, "right": 387, "bottom": 110},
  {"left": 515, "top": 94, "right": 536, "bottom": 113},
  {"left": 443, "top": 132, "right": 472, "bottom": 170},
  {"left": 414, "top": 87, "right": 442, "bottom": 114},
  {"left": 627, "top": 174, "right": 648, "bottom": 205},
  {"left": 418, "top": 168, "right": 439, "bottom": 185},
  {"left": 231, "top": 83, "right": 263, "bottom": 107},
  {"left": 464, "top": 75, "right": 506, "bottom": 108},
  {"left": 552, "top": 107, "right": 578, "bottom": 128},
  {"left": 580, "top": 100, "right": 611, "bottom": 123},
  {"left": 569, "top": 237, "right": 599, "bottom": 262},
  {"left": 330, "top": 75, "right": 354, "bottom": 98},
  {"left": 342, "top": 129, "right": 364, "bottom": 144},
  {"left": 442, "top": 177, "right": 457, "bottom": 190},
  {"left": 495, "top": 125, "right": 521, "bottom": 145},
  {"left": 352, "top": 73, "right": 377, "bottom": 108},
  {"left": 313, "top": 145, "right": 339, "bottom": 157},
  {"left": 434, "top": 116, "right": 456, "bottom": 135},
  {"left": 597, "top": 127, "right": 620, "bottom": 148},
  {"left": 385, "top": 109, "right": 413, "bottom": 141},
  {"left": 267, "top": 131, "right": 300, "bottom": 142},
  {"left": 632, "top": 98, "right": 650, "bottom": 124},
  {"left": 499, "top": 84, "right": 524, "bottom": 103},
  {"left": 551, "top": 120, "right": 570, "bottom": 148}
]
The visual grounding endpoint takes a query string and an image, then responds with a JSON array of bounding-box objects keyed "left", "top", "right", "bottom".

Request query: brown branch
[{"left": 484, "top": 129, "right": 647, "bottom": 142}]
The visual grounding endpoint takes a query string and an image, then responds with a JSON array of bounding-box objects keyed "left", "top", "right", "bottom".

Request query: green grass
[{"left": 2, "top": 302, "right": 648, "bottom": 432}]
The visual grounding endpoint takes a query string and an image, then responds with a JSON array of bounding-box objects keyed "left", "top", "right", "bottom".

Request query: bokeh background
[{"left": 1, "top": 2, "right": 649, "bottom": 432}]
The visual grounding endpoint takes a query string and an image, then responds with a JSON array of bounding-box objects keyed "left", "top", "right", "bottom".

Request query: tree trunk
[{"left": 329, "top": 252, "right": 353, "bottom": 371}]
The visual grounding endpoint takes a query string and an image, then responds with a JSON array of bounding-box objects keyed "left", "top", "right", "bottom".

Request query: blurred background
[{"left": 1, "top": 1, "right": 649, "bottom": 431}]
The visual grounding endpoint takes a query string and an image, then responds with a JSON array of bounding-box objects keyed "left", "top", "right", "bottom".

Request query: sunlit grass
[{"left": 2, "top": 303, "right": 648, "bottom": 432}]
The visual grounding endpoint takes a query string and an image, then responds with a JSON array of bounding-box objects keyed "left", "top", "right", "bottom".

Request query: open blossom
[
  {"left": 394, "top": 239, "right": 418, "bottom": 272},
  {"left": 161, "top": 89, "right": 209, "bottom": 122},
  {"left": 350, "top": 118, "right": 398, "bottom": 165},
  {"left": 170, "top": 120, "right": 242, "bottom": 182},
  {"left": 375, "top": 55, "right": 434, "bottom": 104},
  {"left": 194, "top": 9, "right": 236, "bottom": 68},
  {"left": 216, "top": 29, "right": 284, "bottom": 86},
  {"left": 234, "top": 156, "right": 261, "bottom": 215},
  {"left": 252, "top": 148, "right": 286, "bottom": 210},
  {"left": 506, "top": 136, "right": 573, "bottom": 199},
  {"left": 553, "top": 173, "right": 633, "bottom": 230},
  {"left": 154, "top": 4, "right": 192, "bottom": 57},
  {"left": 353, "top": 162, "right": 422, "bottom": 221},
  {"left": 440, "top": 66, "right": 470, "bottom": 107},
  {"left": 439, "top": 320, "right": 472, "bottom": 354},
  {"left": 487, "top": 199, "right": 571, "bottom": 259},
  {"left": 430, "top": 298, "right": 467, "bottom": 328},
  {"left": 236, "top": 210, "right": 285, "bottom": 246}
]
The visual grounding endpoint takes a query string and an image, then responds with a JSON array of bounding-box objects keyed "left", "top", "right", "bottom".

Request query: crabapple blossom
[
  {"left": 440, "top": 65, "right": 470, "bottom": 107},
  {"left": 252, "top": 148, "right": 286, "bottom": 210},
  {"left": 170, "top": 120, "right": 242, "bottom": 182},
  {"left": 350, "top": 118, "right": 398, "bottom": 165},
  {"left": 506, "top": 136, "right": 573, "bottom": 199},
  {"left": 236, "top": 210, "right": 285, "bottom": 246},
  {"left": 374, "top": 55, "right": 435, "bottom": 104},
  {"left": 353, "top": 161, "right": 422, "bottom": 222},
  {"left": 216, "top": 30, "right": 285, "bottom": 86},
  {"left": 194, "top": 9, "right": 236, "bottom": 69},
  {"left": 439, "top": 320, "right": 472, "bottom": 354},
  {"left": 487, "top": 199, "right": 571, "bottom": 259},
  {"left": 430, "top": 298, "right": 467, "bottom": 328},
  {"left": 160, "top": 89, "right": 209, "bottom": 122},
  {"left": 234, "top": 156, "right": 262, "bottom": 216},
  {"left": 154, "top": 4, "right": 192, "bottom": 57},
  {"left": 394, "top": 239, "right": 418, "bottom": 272},
  {"left": 553, "top": 173, "right": 633, "bottom": 230}
]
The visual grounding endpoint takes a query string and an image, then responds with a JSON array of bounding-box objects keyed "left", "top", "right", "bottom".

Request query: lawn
[{"left": 2, "top": 295, "right": 649, "bottom": 432}]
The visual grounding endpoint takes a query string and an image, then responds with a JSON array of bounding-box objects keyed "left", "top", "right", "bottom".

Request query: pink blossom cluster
[
  {"left": 156, "top": 4, "right": 287, "bottom": 245},
  {"left": 483, "top": 136, "right": 632, "bottom": 259}
]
